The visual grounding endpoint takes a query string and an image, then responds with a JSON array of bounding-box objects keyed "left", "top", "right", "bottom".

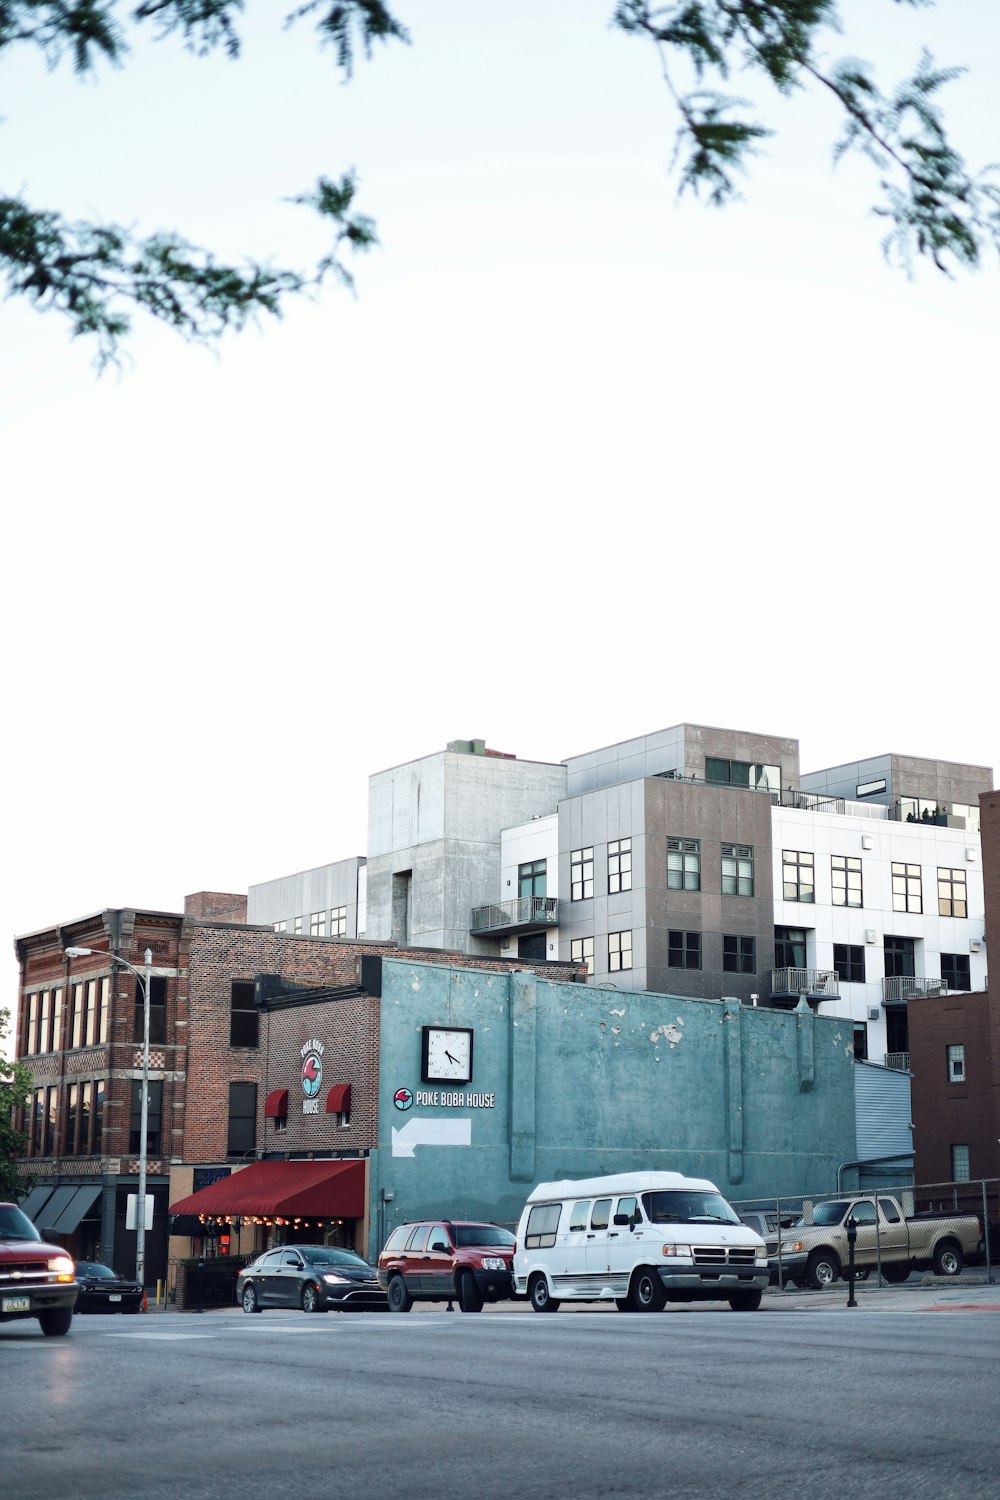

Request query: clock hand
[{"left": 444, "top": 1049, "right": 458, "bottom": 1064}]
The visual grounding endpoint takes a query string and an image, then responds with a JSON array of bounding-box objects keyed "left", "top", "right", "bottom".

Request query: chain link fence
[{"left": 731, "top": 1177, "right": 999, "bottom": 1289}]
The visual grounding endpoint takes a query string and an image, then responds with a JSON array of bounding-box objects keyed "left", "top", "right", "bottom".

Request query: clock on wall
[{"left": 421, "top": 1026, "right": 474, "bottom": 1084}]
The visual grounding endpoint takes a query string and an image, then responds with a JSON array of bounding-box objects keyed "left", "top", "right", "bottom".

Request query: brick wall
[{"left": 909, "top": 989, "right": 996, "bottom": 1182}]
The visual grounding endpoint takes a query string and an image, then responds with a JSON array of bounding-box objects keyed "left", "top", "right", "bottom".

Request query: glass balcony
[{"left": 470, "top": 896, "right": 559, "bottom": 937}]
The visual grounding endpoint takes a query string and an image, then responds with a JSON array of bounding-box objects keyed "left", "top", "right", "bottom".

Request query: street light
[{"left": 65, "top": 945, "right": 153, "bottom": 1288}]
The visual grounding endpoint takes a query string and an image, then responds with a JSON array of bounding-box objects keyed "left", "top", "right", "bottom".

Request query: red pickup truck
[{"left": 0, "top": 1201, "right": 78, "bottom": 1336}]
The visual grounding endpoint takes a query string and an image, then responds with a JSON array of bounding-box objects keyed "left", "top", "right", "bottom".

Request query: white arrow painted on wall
[{"left": 391, "top": 1117, "right": 472, "bottom": 1157}]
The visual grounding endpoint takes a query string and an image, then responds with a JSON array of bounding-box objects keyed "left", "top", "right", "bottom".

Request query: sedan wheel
[
  {"left": 242, "top": 1284, "right": 261, "bottom": 1314},
  {"left": 302, "top": 1283, "right": 322, "bottom": 1313}
]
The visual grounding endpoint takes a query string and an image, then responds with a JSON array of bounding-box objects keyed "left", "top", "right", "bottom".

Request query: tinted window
[
  {"left": 642, "top": 1191, "right": 740, "bottom": 1225},
  {"left": 878, "top": 1199, "right": 901, "bottom": 1223},
  {"left": 591, "top": 1198, "right": 612, "bottom": 1230},
  {"left": 382, "top": 1226, "right": 410, "bottom": 1255},
  {"left": 428, "top": 1224, "right": 450, "bottom": 1251},
  {"left": 568, "top": 1201, "right": 591, "bottom": 1233},
  {"left": 616, "top": 1196, "right": 639, "bottom": 1221},
  {"left": 77, "top": 1262, "right": 116, "bottom": 1279},
  {"left": 305, "top": 1247, "right": 372, "bottom": 1270},
  {"left": 451, "top": 1225, "right": 516, "bottom": 1248},
  {"left": 281, "top": 1250, "right": 304, "bottom": 1268},
  {"left": 406, "top": 1225, "right": 430, "bottom": 1253}
]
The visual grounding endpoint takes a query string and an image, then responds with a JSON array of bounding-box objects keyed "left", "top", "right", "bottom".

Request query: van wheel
[
  {"left": 458, "top": 1271, "right": 483, "bottom": 1312},
  {"left": 728, "top": 1290, "right": 763, "bottom": 1311},
  {"left": 805, "top": 1250, "right": 840, "bottom": 1290},
  {"left": 529, "top": 1275, "right": 559, "bottom": 1313},
  {"left": 933, "top": 1241, "right": 963, "bottom": 1276},
  {"left": 387, "top": 1276, "right": 412, "bottom": 1312},
  {"left": 628, "top": 1269, "right": 667, "bottom": 1312}
]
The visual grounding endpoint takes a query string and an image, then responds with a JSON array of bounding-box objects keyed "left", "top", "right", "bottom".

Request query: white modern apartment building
[{"left": 248, "top": 725, "right": 991, "bottom": 1070}]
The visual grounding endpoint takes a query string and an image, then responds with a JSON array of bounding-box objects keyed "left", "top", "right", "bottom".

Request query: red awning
[
  {"left": 326, "top": 1083, "right": 351, "bottom": 1115},
  {"left": 169, "top": 1159, "right": 366, "bottom": 1219},
  {"left": 264, "top": 1088, "right": 289, "bottom": 1119}
]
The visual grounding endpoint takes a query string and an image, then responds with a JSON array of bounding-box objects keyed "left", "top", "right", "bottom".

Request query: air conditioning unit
[
  {"left": 970, "top": 939, "right": 982, "bottom": 954},
  {"left": 867, "top": 1006, "right": 880, "bottom": 1021},
  {"left": 966, "top": 848, "right": 978, "bottom": 861},
  {"left": 865, "top": 930, "right": 877, "bottom": 944},
  {"left": 861, "top": 835, "right": 873, "bottom": 850}
]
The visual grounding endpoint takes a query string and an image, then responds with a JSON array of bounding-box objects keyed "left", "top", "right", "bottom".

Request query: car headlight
[
  {"left": 775, "top": 1241, "right": 805, "bottom": 1256},
  {"left": 481, "top": 1256, "right": 507, "bottom": 1271},
  {"left": 50, "top": 1255, "right": 75, "bottom": 1281},
  {"left": 662, "top": 1244, "right": 693, "bottom": 1258},
  {"left": 322, "top": 1273, "right": 351, "bottom": 1285}
]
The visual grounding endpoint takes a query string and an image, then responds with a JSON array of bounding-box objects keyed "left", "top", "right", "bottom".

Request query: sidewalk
[{"left": 144, "top": 1276, "right": 1000, "bottom": 1316}]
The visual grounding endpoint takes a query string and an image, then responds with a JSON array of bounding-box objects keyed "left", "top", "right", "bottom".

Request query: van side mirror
[{"left": 613, "top": 1213, "right": 630, "bottom": 1227}]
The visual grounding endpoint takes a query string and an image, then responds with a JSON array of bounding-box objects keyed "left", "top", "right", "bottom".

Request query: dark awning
[
  {"left": 168, "top": 1159, "right": 366, "bottom": 1220},
  {"left": 325, "top": 1083, "right": 351, "bottom": 1115},
  {"left": 18, "top": 1185, "right": 55, "bottom": 1221},
  {"left": 33, "top": 1186, "right": 78, "bottom": 1230},
  {"left": 49, "top": 1184, "right": 103, "bottom": 1235},
  {"left": 264, "top": 1089, "right": 289, "bottom": 1119}
]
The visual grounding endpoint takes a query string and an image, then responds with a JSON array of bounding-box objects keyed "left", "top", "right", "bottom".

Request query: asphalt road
[{"left": 4, "top": 1299, "right": 999, "bottom": 1500}]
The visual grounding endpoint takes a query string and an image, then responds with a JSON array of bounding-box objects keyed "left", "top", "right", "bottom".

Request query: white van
[{"left": 513, "top": 1171, "right": 768, "bottom": 1312}]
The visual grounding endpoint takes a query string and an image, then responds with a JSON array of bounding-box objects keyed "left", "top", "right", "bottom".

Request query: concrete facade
[{"left": 368, "top": 956, "right": 858, "bottom": 1250}]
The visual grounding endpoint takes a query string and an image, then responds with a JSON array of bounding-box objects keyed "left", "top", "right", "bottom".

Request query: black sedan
[
  {"left": 74, "top": 1261, "right": 145, "bottom": 1314},
  {"left": 237, "top": 1245, "right": 387, "bottom": 1313}
]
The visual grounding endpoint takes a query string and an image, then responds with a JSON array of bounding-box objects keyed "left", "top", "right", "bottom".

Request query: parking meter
[{"left": 846, "top": 1215, "right": 858, "bottom": 1308}]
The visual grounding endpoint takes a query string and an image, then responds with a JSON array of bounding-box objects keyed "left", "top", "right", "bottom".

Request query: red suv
[
  {"left": 0, "top": 1202, "right": 78, "bottom": 1336},
  {"left": 377, "top": 1220, "right": 515, "bottom": 1312}
]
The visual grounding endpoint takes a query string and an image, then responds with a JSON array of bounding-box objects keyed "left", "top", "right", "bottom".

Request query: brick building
[{"left": 13, "top": 894, "right": 582, "bottom": 1288}]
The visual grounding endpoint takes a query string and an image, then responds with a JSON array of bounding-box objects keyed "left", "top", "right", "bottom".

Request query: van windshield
[{"left": 642, "top": 1191, "right": 741, "bottom": 1226}]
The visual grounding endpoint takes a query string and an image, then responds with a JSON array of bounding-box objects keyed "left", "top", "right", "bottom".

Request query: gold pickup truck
[{"left": 772, "top": 1194, "right": 982, "bottom": 1289}]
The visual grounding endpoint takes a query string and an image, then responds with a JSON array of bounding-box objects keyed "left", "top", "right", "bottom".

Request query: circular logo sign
[
  {"left": 393, "top": 1086, "right": 414, "bottom": 1111},
  {"left": 301, "top": 1051, "right": 323, "bottom": 1099}
]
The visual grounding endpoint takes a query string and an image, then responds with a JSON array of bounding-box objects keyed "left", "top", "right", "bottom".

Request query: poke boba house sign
[{"left": 301, "top": 1040, "right": 324, "bottom": 1114}]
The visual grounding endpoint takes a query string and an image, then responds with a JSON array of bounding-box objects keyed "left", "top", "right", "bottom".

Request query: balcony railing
[
  {"left": 470, "top": 896, "right": 559, "bottom": 936},
  {"left": 883, "top": 1052, "right": 911, "bottom": 1072},
  {"left": 769, "top": 967, "right": 840, "bottom": 1001},
  {"left": 882, "top": 976, "right": 943, "bottom": 1003}
]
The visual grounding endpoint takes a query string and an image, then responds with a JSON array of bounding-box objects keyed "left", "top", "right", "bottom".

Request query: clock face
[{"left": 421, "top": 1026, "right": 473, "bottom": 1083}]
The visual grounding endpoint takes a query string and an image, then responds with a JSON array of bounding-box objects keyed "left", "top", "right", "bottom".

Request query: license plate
[
  {"left": 2, "top": 1296, "right": 30, "bottom": 1313},
  {"left": 109, "top": 1294, "right": 122, "bottom": 1302}
]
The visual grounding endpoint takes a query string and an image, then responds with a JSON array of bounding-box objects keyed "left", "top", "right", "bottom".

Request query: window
[
  {"left": 79, "top": 1081, "right": 92, "bottom": 1154},
  {"left": 524, "top": 1202, "right": 561, "bottom": 1249},
  {"left": 938, "top": 867, "right": 967, "bottom": 918},
  {"left": 133, "top": 976, "right": 166, "bottom": 1046},
  {"left": 273, "top": 920, "right": 287, "bottom": 932},
  {"left": 570, "top": 847, "right": 594, "bottom": 902},
  {"left": 608, "top": 838, "right": 632, "bottom": 894},
  {"left": 65, "top": 1083, "right": 77, "bottom": 1156},
  {"left": 129, "top": 1079, "right": 163, "bottom": 1155},
  {"left": 37, "top": 990, "right": 50, "bottom": 1054},
  {"left": 51, "top": 987, "right": 63, "bottom": 1052},
  {"left": 856, "top": 778, "right": 887, "bottom": 799},
  {"left": 591, "top": 1198, "right": 612, "bottom": 1230},
  {"left": 569, "top": 1201, "right": 591, "bottom": 1233},
  {"left": 608, "top": 930, "right": 633, "bottom": 972},
  {"left": 293, "top": 916, "right": 303, "bottom": 935},
  {"left": 892, "top": 862, "right": 922, "bottom": 913},
  {"left": 722, "top": 843, "right": 754, "bottom": 896},
  {"left": 951, "top": 1144, "right": 970, "bottom": 1183},
  {"left": 667, "top": 837, "right": 701, "bottom": 891},
  {"left": 723, "top": 935, "right": 755, "bottom": 973},
  {"left": 310, "top": 911, "right": 325, "bottom": 936},
  {"left": 330, "top": 906, "right": 348, "bottom": 937},
  {"left": 668, "top": 931, "right": 702, "bottom": 969},
  {"left": 571, "top": 937, "right": 595, "bottom": 975},
  {"left": 70, "top": 983, "right": 83, "bottom": 1048},
  {"left": 853, "top": 1024, "right": 868, "bottom": 1061},
  {"left": 85, "top": 979, "right": 98, "bottom": 1047},
  {"left": 92, "top": 1080, "right": 104, "bottom": 1154},
  {"left": 947, "top": 1044, "right": 965, "bottom": 1083},
  {"left": 519, "top": 860, "right": 547, "bottom": 900},
  {"left": 833, "top": 944, "right": 865, "bottom": 984},
  {"left": 883, "top": 936, "right": 915, "bottom": 978},
  {"left": 230, "top": 981, "right": 258, "bottom": 1048},
  {"left": 950, "top": 802, "right": 981, "bottom": 833},
  {"left": 774, "top": 927, "right": 807, "bottom": 969},
  {"left": 832, "top": 855, "right": 863, "bottom": 908},
  {"left": 705, "top": 758, "right": 779, "bottom": 790},
  {"left": 782, "top": 850, "right": 815, "bottom": 903},
  {"left": 941, "top": 954, "right": 971, "bottom": 992},
  {"left": 227, "top": 1082, "right": 257, "bottom": 1157}
]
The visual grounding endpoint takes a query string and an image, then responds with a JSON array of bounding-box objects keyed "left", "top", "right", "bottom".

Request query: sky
[{"left": 2, "top": 1, "right": 998, "bottom": 1032}]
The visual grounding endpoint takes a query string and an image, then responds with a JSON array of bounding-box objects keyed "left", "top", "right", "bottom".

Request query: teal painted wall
[{"left": 370, "top": 959, "right": 857, "bottom": 1254}]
